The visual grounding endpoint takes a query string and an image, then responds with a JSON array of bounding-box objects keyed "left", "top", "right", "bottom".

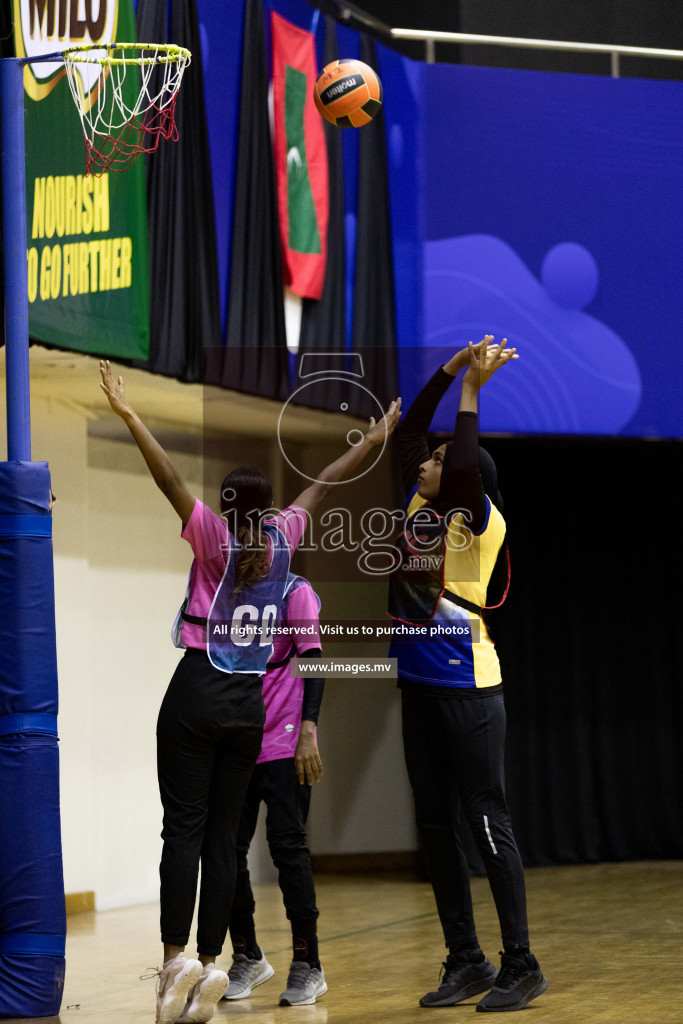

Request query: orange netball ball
[{"left": 313, "top": 58, "right": 383, "bottom": 128}]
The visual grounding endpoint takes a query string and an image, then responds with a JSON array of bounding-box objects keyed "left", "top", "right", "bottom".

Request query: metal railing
[
  {"left": 330, "top": 5, "right": 683, "bottom": 79},
  {"left": 390, "top": 28, "right": 683, "bottom": 78}
]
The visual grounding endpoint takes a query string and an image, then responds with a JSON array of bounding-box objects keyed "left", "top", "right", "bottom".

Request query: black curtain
[
  {"left": 0, "top": 3, "right": 15, "bottom": 339},
  {"left": 210, "top": 0, "right": 290, "bottom": 401},
  {"left": 0, "top": 4, "right": 12, "bottom": 58},
  {"left": 134, "top": 0, "right": 221, "bottom": 381},
  {"left": 347, "top": 34, "right": 399, "bottom": 417},
  {"left": 296, "top": 15, "right": 347, "bottom": 413},
  {"left": 460, "top": 435, "right": 683, "bottom": 866}
]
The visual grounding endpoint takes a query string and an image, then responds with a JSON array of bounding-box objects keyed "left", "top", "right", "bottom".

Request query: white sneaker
[
  {"left": 279, "top": 961, "right": 327, "bottom": 1005},
  {"left": 224, "top": 952, "right": 274, "bottom": 999},
  {"left": 154, "top": 953, "right": 203, "bottom": 1024},
  {"left": 177, "top": 963, "right": 228, "bottom": 1023}
]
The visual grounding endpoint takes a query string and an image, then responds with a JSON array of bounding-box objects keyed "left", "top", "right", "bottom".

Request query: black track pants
[
  {"left": 401, "top": 686, "right": 529, "bottom": 950},
  {"left": 229, "top": 757, "right": 318, "bottom": 940},
  {"left": 157, "top": 649, "right": 265, "bottom": 957}
]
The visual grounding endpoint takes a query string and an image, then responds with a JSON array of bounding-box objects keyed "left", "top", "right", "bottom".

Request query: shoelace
[
  {"left": 285, "top": 961, "right": 312, "bottom": 988},
  {"left": 139, "top": 966, "right": 164, "bottom": 999},
  {"left": 140, "top": 967, "right": 162, "bottom": 982},
  {"left": 139, "top": 966, "right": 163, "bottom": 983},
  {"left": 440, "top": 950, "right": 479, "bottom": 983},
  {"left": 495, "top": 953, "right": 529, "bottom": 990},
  {"left": 229, "top": 957, "right": 258, "bottom": 983}
]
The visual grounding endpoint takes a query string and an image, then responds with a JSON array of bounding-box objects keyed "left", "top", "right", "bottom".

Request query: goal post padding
[{"left": 0, "top": 461, "right": 65, "bottom": 1017}]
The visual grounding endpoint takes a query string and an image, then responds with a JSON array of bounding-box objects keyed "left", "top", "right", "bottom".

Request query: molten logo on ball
[{"left": 313, "top": 58, "right": 382, "bottom": 128}]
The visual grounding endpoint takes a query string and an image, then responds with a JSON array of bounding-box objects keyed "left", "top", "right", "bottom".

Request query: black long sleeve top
[
  {"left": 394, "top": 367, "right": 486, "bottom": 531},
  {"left": 300, "top": 648, "right": 325, "bottom": 724}
]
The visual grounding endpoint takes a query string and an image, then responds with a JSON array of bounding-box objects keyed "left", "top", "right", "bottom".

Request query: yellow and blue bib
[{"left": 388, "top": 491, "right": 506, "bottom": 690}]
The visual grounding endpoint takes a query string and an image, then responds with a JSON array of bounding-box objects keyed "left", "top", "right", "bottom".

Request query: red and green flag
[{"left": 271, "top": 12, "right": 329, "bottom": 300}]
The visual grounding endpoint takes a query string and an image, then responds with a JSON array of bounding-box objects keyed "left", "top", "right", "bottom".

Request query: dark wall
[
  {"left": 336, "top": 1, "right": 683, "bottom": 79},
  {"left": 479, "top": 434, "right": 683, "bottom": 864}
]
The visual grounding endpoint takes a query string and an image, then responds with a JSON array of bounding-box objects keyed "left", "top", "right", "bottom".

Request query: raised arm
[
  {"left": 394, "top": 341, "right": 493, "bottom": 498},
  {"left": 99, "top": 360, "right": 195, "bottom": 526},
  {"left": 291, "top": 398, "right": 402, "bottom": 517},
  {"left": 438, "top": 337, "right": 518, "bottom": 528},
  {"left": 394, "top": 369, "right": 452, "bottom": 496}
]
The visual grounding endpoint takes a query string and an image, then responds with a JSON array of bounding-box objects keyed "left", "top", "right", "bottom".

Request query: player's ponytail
[
  {"left": 220, "top": 467, "right": 274, "bottom": 593},
  {"left": 232, "top": 525, "right": 269, "bottom": 594}
]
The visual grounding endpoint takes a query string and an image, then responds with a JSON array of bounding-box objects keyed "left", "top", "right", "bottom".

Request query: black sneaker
[
  {"left": 476, "top": 951, "right": 548, "bottom": 1012},
  {"left": 420, "top": 949, "right": 497, "bottom": 1007}
]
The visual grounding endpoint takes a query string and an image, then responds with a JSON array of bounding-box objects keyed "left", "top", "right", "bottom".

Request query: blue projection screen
[{"left": 380, "top": 53, "right": 683, "bottom": 438}]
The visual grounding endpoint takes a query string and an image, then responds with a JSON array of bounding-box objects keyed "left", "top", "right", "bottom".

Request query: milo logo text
[
  {"left": 15, "top": 0, "right": 119, "bottom": 101},
  {"left": 27, "top": 0, "right": 108, "bottom": 39}
]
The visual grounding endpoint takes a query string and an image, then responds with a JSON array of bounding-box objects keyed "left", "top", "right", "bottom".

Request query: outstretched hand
[
  {"left": 462, "top": 335, "right": 518, "bottom": 390},
  {"left": 443, "top": 337, "right": 491, "bottom": 377},
  {"left": 291, "top": 397, "right": 402, "bottom": 516},
  {"left": 99, "top": 359, "right": 133, "bottom": 418},
  {"left": 365, "top": 397, "right": 402, "bottom": 446}
]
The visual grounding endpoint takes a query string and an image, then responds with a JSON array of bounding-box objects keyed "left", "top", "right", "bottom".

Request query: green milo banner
[{"left": 13, "top": 0, "right": 150, "bottom": 359}]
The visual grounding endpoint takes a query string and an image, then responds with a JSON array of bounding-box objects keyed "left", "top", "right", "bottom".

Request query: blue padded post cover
[{"left": 0, "top": 462, "right": 66, "bottom": 1017}]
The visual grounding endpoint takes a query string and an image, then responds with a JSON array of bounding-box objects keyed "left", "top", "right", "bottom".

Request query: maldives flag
[{"left": 271, "top": 12, "right": 329, "bottom": 299}]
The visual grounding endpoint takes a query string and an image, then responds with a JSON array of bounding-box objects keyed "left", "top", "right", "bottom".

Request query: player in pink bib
[
  {"left": 99, "top": 360, "right": 400, "bottom": 1024},
  {"left": 225, "top": 573, "right": 326, "bottom": 1006}
]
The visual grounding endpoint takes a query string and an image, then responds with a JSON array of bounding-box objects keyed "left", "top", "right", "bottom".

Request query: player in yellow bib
[{"left": 390, "top": 339, "right": 548, "bottom": 1013}]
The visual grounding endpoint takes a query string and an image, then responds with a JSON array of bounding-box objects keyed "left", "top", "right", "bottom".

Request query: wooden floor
[{"left": 7, "top": 862, "right": 682, "bottom": 1024}]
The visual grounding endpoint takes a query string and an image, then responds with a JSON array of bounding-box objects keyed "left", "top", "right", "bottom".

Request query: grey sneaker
[
  {"left": 279, "top": 961, "right": 327, "bottom": 1005},
  {"left": 223, "top": 953, "right": 274, "bottom": 1000},
  {"left": 420, "top": 950, "right": 497, "bottom": 1007},
  {"left": 476, "top": 951, "right": 548, "bottom": 1012}
]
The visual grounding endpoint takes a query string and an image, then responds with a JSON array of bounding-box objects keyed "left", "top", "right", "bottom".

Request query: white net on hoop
[{"left": 63, "top": 43, "right": 192, "bottom": 177}]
